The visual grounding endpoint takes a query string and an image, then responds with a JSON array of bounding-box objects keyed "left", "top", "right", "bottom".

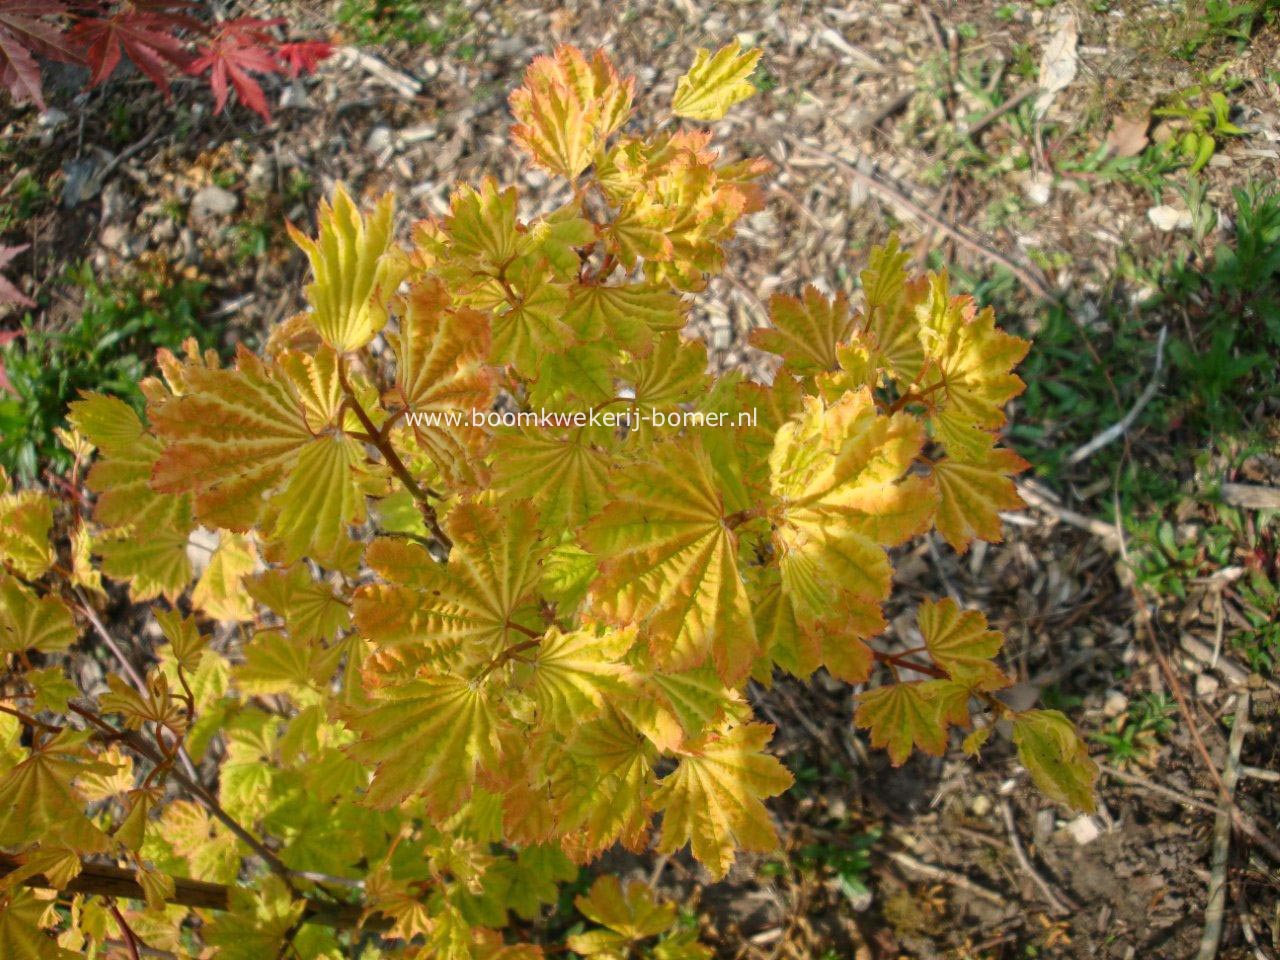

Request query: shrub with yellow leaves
[{"left": 0, "top": 42, "right": 1096, "bottom": 958}]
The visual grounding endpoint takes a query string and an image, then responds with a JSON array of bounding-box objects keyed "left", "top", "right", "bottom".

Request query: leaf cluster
[
  {"left": 0, "top": 1, "right": 332, "bottom": 120},
  {"left": 0, "top": 43, "right": 1097, "bottom": 959}
]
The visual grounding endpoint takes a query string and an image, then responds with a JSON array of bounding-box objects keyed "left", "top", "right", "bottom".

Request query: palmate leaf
[
  {"left": 0, "top": 488, "right": 54, "bottom": 579},
  {"left": 750, "top": 286, "right": 854, "bottom": 376},
  {"left": 0, "top": 889, "right": 80, "bottom": 960},
  {"left": 653, "top": 722, "right": 792, "bottom": 878},
  {"left": 68, "top": 392, "right": 192, "bottom": 533},
  {"left": 0, "top": 575, "right": 77, "bottom": 654},
  {"left": 671, "top": 40, "right": 761, "bottom": 121},
  {"left": 522, "top": 626, "right": 632, "bottom": 733},
  {"left": 585, "top": 439, "right": 757, "bottom": 684},
  {"left": 568, "top": 876, "right": 676, "bottom": 956},
  {"left": 186, "top": 18, "right": 286, "bottom": 122},
  {"left": 355, "top": 501, "right": 547, "bottom": 673},
  {"left": 853, "top": 681, "right": 948, "bottom": 766},
  {"left": 0, "top": 731, "right": 114, "bottom": 854},
  {"left": 96, "top": 525, "right": 191, "bottom": 602},
  {"left": 769, "top": 390, "right": 935, "bottom": 664},
  {"left": 563, "top": 284, "right": 687, "bottom": 354},
  {"left": 0, "top": 2, "right": 83, "bottom": 110},
  {"left": 916, "top": 272, "right": 1030, "bottom": 459},
  {"left": 244, "top": 564, "right": 349, "bottom": 644},
  {"left": 509, "top": 44, "right": 634, "bottom": 179},
  {"left": 191, "top": 531, "right": 258, "bottom": 621},
  {"left": 286, "top": 184, "right": 408, "bottom": 353},
  {"left": 931, "top": 441, "right": 1028, "bottom": 553},
  {"left": 149, "top": 347, "right": 368, "bottom": 559},
  {"left": 391, "top": 278, "right": 494, "bottom": 488},
  {"left": 917, "top": 597, "right": 1010, "bottom": 691},
  {"left": 490, "top": 261, "right": 575, "bottom": 377},
  {"left": 858, "top": 235, "right": 926, "bottom": 386},
  {"left": 491, "top": 426, "right": 614, "bottom": 531},
  {"left": 69, "top": 8, "right": 196, "bottom": 97},
  {"left": 345, "top": 672, "right": 500, "bottom": 815}
]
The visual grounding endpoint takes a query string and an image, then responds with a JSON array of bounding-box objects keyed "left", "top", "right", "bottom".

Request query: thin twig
[
  {"left": 1066, "top": 326, "right": 1167, "bottom": 465},
  {"left": 1015, "top": 481, "right": 1120, "bottom": 547},
  {"left": 0, "top": 851, "right": 388, "bottom": 932},
  {"left": 962, "top": 86, "right": 1037, "bottom": 138},
  {"left": 884, "top": 849, "right": 1005, "bottom": 906},
  {"left": 65, "top": 702, "right": 302, "bottom": 897},
  {"left": 784, "top": 138, "right": 1054, "bottom": 301},
  {"left": 75, "top": 592, "right": 201, "bottom": 784},
  {"left": 998, "top": 798, "right": 1077, "bottom": 916},
  {"left": 1196, "top": 691, "right": 1249, "bottom": 960}
]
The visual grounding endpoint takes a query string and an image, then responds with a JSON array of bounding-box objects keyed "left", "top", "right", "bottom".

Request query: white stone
[
  {"left": 190, "top": 185, "right": 239, "bottom": 219},
  {"left": 1148, "top": 204, "right": 1192, "bottom": 231},
  {"left": 1194, "top": 673, "right": 1220, "bottom": 699},
  {"left": 1103, "top": 689, "right": 1128, "bottom": 717},
  {"left": 1067, "top": 814, "right": 1102, "bottom": 845}
]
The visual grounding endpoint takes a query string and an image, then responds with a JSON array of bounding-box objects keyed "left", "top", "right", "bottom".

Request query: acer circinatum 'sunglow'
[{"left": 0, "top": 41, "right": 1096, "bottom": 958}]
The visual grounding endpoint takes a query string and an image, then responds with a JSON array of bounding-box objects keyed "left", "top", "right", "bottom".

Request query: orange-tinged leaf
[
  {"left": 68, "top": 392, "right": 192, "bottom": 533},
  {"left": 510, "top": 45, "right": 634, "bottom": 179},
  {"left": 356, "top": 501, "right": 547, "bottom": 672},
  {"left": 585, "top": 440, "right": 757, "bottom": 684},
  {"left": 0, "top": 576, "right": 77, "bottom": 655},
  {"left": 653, "top": 722, "right": 792, "bottom": 878},
  {"left": 287, "top": 184, "right": 408, "bottom": 352},
  {"left": 917, "top": 598, "right": 1010, "bottom": 690},
  {"left": 917, "top": 272, "right": 1030, "bottom": 457},
  {"left": 854, "top": 682, "right": 948, "bottom": 765},
  {"left": 931, "top": 443, "right": 1028, "bottom": 553},
  {"left": 345, "top": 673, "right": 500, "bottom": 815},
  {"left": 149, "top": 348, "right": 315, "bottom": 530},
  {"left": 0, "top": 488, "right": 53, "bottom": 580},
  {"left": 672, "top": 40, "right": 761, "bottom": 121},
  {"left": 392, "top": 279, "right": 494, "bottom": 488},
  {"left": 751, "top": 286, "right": 854, "bottom": 375},
  {"left": 1012, "top": 709, "right": 1099, "bottom": 813}
]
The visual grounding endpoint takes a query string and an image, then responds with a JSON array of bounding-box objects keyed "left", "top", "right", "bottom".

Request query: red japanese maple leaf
[
  {"left": 186, "top": 17, "right": 285, "bottom": 122},
  {"left": 0, "top": 1, "right": 84, "bottom": 109},
  {"left": 68, "top": 4, "right": 203, "bottom": 97},
  {"left": 275, "top": 39, "right": 332, "bottom": 78}
]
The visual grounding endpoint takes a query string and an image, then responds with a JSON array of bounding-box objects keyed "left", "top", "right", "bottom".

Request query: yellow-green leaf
[
  {"left": 931, "top": 443, "right": 1028, "bottom": 553},
  {"left": 917, "top": 597, "right": 1010, "bottom": 691},
  {"left": 0, "top": 576, "right": 77, "bottom": 655},
  {"left": 653, "top": 722, "right": 792, "bottom": 878},
  {"left": 1012, "top": 709, "right": 1099, "bottom": 813},
  {"left": 286, "top": 184, "right": 408, "bottom": 352},
  {"left": 585, "top": 439, "right": 757, "bottom": 684},
  {"left": 0, "top": 489, "right": 54, "bottom": 580},
  {"left": 854, "top": 682, "right": 948, "bottom": 766},
  {"left": 672, "top": 41, "right": 762, "bottom": 121}
]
